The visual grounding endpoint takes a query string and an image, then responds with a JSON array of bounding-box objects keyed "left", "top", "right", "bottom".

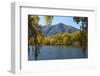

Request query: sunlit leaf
[{"left": 44, "top": 16, "right": 53, "bottom": 29}]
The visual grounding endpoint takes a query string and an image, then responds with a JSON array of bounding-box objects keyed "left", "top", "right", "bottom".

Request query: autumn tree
[
  {"left": 28, "top": 15, "right": 54, "bottom": 60},
  {"left": 73, "top": 17, "right": 88, "bottom": 54}
]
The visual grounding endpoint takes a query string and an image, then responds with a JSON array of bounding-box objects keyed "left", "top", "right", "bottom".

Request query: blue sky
[{"left": 39, "top": 16, "right": 81, "bottom": 29}]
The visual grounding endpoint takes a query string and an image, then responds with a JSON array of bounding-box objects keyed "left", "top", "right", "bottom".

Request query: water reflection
[{"left": 28, "top": 46, "right": 88, "bottom": 61}]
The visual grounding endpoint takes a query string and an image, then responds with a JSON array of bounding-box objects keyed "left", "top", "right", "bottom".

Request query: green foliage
[
  {"left": 71, "top": 31, "right": 81, "bottom": 42},
  {"left": 28, "top": 15, "right": 44, "bottom": 60},
  {"left": 28, "top": 16, "right": 88, "bottom": 49},
  {"left": 28, "top": 31, "right": 87, "bottom": 47},
  {"left": 73, "top": 17, "right": 88, "bottom": 48}
]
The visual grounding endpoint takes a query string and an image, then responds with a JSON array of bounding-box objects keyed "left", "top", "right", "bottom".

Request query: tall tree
[
  {"left": 73, "top": 17, "right": 88, "bottom": 54},
  {"left": 28, "top": 15, "right": 43, "bottom": 60},
  {"left": 28, "top": 15, "right": 53, "bottom": 60}
]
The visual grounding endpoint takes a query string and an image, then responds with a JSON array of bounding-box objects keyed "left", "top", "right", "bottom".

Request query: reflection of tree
[
  {"left": 28, "top": 15, "right": 53, "bottom": 60},
  {"left": 73, "top": 17, "right": 88, "bottom": 54}
]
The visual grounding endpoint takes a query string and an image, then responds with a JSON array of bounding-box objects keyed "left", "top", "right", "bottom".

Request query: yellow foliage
[{"left": 33, "top": 16, "right": 40, "bottom": 25}]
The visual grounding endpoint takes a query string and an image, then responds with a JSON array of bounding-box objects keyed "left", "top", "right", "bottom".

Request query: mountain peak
[
  {"left": 41, "top": 23, "right": 79, "bottom": 37},
  {"left": 56, "top": 23, "right": 67, "bottom": 27},
  {"left": 57, "top": 23, "right": 65, "bottom": 25}
]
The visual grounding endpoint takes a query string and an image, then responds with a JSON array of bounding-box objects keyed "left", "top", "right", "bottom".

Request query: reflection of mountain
[{"left": 41, "top": 23, "right": 80, "bottom": 36}]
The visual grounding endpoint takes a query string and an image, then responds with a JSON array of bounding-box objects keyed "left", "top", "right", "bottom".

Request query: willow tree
[
  {"left": 28, "top": 15, "right": 53, "bottom": 60},
  {"left": 73, "top": 17, "right": 88, "bottom": 54}
]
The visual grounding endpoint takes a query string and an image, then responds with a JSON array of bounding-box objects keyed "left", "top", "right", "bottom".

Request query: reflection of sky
[{"left": 38, "top": 16, "right": 81, "bottom": 29}]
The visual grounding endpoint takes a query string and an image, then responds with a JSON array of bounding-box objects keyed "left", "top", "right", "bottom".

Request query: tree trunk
[{"left": 34, "top": 37, "right": 38, "bottom": 60}]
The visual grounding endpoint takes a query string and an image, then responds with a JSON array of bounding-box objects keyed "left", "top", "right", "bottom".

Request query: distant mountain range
[{"left": 41, "top": 23, "right": 80, "bottom": 37}]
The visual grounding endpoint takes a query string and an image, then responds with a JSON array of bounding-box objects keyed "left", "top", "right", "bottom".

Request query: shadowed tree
[
  {"left": 73, "top": 17, "right": 88, "bottom": 55},
  {"left": 73, "top": 17, "right": 88, "bottom": 31},
  {"left": 28, "top": 15, "right": 53, "bottom": 60},
  {"left": 28, "top": 15, "right": 43, "bottom": 60}
]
